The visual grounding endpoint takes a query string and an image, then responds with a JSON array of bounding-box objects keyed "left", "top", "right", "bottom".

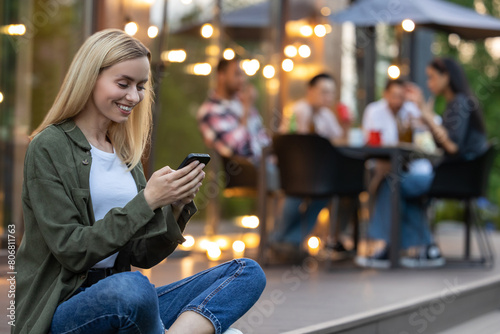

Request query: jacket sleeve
[
  {"left": 126, "top": 201, "right": 197, "bottom": 269},
  {"left": 24, "top": 137, "right": 170, "bottom": 273}
]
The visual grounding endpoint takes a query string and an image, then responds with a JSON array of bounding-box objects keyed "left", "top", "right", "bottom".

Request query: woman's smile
[{"left": 116, "top": 102, "right": 134, "bottom": 116}]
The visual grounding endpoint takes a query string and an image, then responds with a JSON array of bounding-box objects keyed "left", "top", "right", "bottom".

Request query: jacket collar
[{"left": 58, "top": 119, "right": 91, "bottom": 151}]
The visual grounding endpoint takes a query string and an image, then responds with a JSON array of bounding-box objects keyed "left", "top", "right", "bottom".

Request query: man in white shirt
[
  {"left": 282, "top": 73, "right": 344, "bottom": 143},
  {"left": 362, "top": 79, "right": 421, "bottom": 145}
]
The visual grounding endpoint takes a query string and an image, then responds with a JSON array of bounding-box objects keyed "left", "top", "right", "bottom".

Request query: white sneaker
[
  {"left": 400, "top": 244, "right": 445, "bottom": 268},
  {"left": 223, "top": 329, "right": 243, "bottom": 334}
]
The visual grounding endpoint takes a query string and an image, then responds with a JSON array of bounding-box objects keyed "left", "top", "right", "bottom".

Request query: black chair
[
  {"left": 203, "top": 152, "right": 261, "bottom": 236},
  {"left": 221, "top": 155, "right": 258, "bottom": 197},
  {"left": 428, "top": 143, "right": 498, "bottom": 267},
  {"left": 219, "top": 152, "right": 278, "bottom": 257},
  {"left": 259, "top": 134, "right": 366, "bottom": 262}
]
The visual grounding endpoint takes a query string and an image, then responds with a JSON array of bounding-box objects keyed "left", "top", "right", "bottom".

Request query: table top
[{"left": 336, "top": 143, "right": 443, "bottom": 162}]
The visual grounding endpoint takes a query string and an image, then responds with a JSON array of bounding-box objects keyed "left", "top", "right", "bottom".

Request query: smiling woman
[{"left": 14, "top": 29, "right": 266, "bottom": 334}]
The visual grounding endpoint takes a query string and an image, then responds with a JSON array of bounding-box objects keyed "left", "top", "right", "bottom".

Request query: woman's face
[
  {"left": 426, "top": 66, "right": 449, "bottom": 96},
  {"left": 88, "top": 56, "right": 150, "bottom": 124}
]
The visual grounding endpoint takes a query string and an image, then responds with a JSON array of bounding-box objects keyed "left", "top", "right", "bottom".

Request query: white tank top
[{"left": 89, "top": 144, "right": 137, "bottom": 268}]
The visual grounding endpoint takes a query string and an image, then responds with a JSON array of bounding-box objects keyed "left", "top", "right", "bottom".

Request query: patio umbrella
[
  {"left": 330, "top": 0, "right": 500, "bottom": 39},
  {"left": 220, "top": 0, "right": 315, "bottom": 28}
]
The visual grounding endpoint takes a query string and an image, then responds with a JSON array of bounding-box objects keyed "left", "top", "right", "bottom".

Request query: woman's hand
[
  {"left": 420, "top": 97, "right": 437, "bottom": 126},
  {"left": 144, "top": 161, "right": 206, "bottom": 211},
  {"left": 405, "top": 82, "right": 425, "bottom": 108}
]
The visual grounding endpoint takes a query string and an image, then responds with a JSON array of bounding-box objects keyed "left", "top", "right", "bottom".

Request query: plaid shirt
[{"left": 197, "top": 96, "right": 270, "bottom": 164}]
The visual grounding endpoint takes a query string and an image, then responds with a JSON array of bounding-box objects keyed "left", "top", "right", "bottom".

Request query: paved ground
[{"left": 1, "top": 221, "right": 499, "bottom": 334}]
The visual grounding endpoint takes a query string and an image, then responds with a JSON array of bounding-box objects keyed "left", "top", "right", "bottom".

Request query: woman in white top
[{"left": 16, "top": 29, "right": 265, "bottom": 334}]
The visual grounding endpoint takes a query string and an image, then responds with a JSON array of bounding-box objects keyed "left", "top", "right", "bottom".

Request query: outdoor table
[{"left": 337, "top": 143, "right": 443, "bottom": 268}]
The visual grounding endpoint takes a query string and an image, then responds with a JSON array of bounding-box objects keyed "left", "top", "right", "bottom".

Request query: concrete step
[
  {"left": 438, "top": 309, "right": 500, "bottom": 334},
  {"left": 281, "top": 275, "right": 500, "bottom": 334}
]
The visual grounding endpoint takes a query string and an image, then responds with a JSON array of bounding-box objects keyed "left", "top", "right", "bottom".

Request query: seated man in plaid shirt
[{"left": 197, "top": 57, "right": 270, "bottom": 166}]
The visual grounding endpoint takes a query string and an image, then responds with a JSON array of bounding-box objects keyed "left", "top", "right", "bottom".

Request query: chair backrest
[
  {"left": 330, "top": 146, "right": 367, "bottom": 196},
  {"left": 273, "top": 134, "right": 338, "bottom": 198},
  {"left": 429, "top": 143, "right": 498, "bottom": 199},
  {"left": 221, "top": 155, "right": 258, "bottom": 190}
]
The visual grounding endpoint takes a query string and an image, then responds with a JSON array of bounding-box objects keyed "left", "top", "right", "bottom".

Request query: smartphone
[{"left": 177, "top": 153, "right": 211, "bottom": 170}]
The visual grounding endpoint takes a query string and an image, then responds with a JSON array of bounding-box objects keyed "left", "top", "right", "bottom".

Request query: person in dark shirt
[
  {"left": 419, "top": 58, "right": 488, "bottom": 161},
  {"left": 356, "top": 57, "right": 488, "bottom": 269}
]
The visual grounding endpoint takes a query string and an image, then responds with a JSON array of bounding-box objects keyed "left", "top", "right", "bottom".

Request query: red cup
[{"left": 368, "top": 130, "right": 382, "bottom": 146}]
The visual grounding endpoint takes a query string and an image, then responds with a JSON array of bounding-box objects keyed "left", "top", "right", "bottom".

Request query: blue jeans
[
  {"left": 50, "top": 258, "right": 266, "bottom": 334},
  {"left": 272, "top": 196, "right": 329, "bottom": 246},
  {"left": 368, "top": 171, "right": 435, "bottom": 250}
]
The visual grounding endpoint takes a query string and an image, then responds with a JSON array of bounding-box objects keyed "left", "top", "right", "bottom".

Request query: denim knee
[
  {"left": 99, "top": 271, "right": 159, "bottom": 318},
  {"left": 239, "top": 258, "right": 266, "bottom": 296}
]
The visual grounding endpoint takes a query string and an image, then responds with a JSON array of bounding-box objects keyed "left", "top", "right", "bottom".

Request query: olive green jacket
[{"left": 14, "top": 120, "right": 196, "bottom": 334}]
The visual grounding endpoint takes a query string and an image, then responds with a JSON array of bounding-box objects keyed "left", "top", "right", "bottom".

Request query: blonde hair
[{"left": 31, "top": 29, "right": 153, "bottom": 169}]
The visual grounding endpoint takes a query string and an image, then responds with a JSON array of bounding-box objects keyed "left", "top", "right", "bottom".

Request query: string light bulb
[
  {"left": 298, "top": 44, "right": 311, "bottom": 58},
  {"left": 7, "top": 24, "right": 26, "bottom": 35},
  {"left": 282, "top": 59, "right": 294, "bottom": 72},
  {"left": 241, "top": 215, "right": 259, "bottom": 228},
  {"left": 223, "top": 48, "right": 235, "bottom": 60},
  {"left": 148, "top": 25, "right": 159, "bottom": 38},
  {"left": 182, "top": 235, "right": 195, "bottom": 248},
  {"left": 124, "top": 21, "right": 138, "bottom": 36},
  {"left": 388, "top": 65, "right": 401, "bottom": 79},
  {"left": 162, "top": 50, "right": 187, "bottom": 63},
  {"left": 314, "top": 24, "right": 327, "bottom": 37},
  {"left": 263, "top": 65, "right": 276, "bottom": 79},
  {"left": 284, "top": 45, "right": 298, "bottom": 58},
  {"left": 232, "top": 240, "right": 246, "bottom": 253},
  {"left": 308, "top": 236, "right": 320, "bottom": 249},
  {"left": 321, "top": 7, "right": 331, "bottom": 16},
  {"left": 193, "top": 63, "right": 212, "bottom": 76},
  {"left": 300, "top": 25, "right": 313, "bottom": 37},
  {"left": 206, "top": 242, "right": 222, "bottom": 261},
  {"left": 402, "top": 19, "right": 415, "bottom": 32},
  {"left": 201, "top": 24, "right": 214, "bottom": 38}
]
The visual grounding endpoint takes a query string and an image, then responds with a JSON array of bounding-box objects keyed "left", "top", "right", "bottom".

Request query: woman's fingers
[
  {"left": 167, "top": 163, "right": 205, "bottom": 188},
  {"left": 147, "top": 161, "right": 206, "bottom": 208},
  {"left": 169, "top": 164, "right": 205, "bottom": 188},
  {"left": 155, "top": 165, "right": 174, "bottom": 176}
]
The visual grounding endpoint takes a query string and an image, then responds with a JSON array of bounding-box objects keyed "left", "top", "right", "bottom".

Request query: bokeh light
[
  {"left": 232, "top": 240, "right": 246, "bottom": 253},
  {"left": 241, "top": 59, "right": 260, "bottom": 76},
  {"left": 308, "top": 236, "right": 320, "bottom": 249},
  {"left": 388, "top": 65, "right": 401, "bottom": 79},
  {"left": 223, "top": 48, "right": 235, "bottom": 60},
  {"left": 263, "top": 65, "right": 276, "bottom": 79},
  {"left": 206, "top": 242, "right": 222, "bottom": 261},
  {"left": 124, "top": 22, "right": 138, "bottom": 36},
  {"left": 193, "top": 63, "right": 212, "bottom": 75},
  {"left": 147, "top": 25, "right": 159, "bottom": 38},
  {"left": 162, "top": 49, "right": 187, "bottom": 63},
  {"left": 298, "top": 44, "right": 311, "bottom": 58},
  {"left": 402, "top": 19, "right": 415, "bottom": 32},
  {"left": 282, "top": 59, "right": 294, "bottom": 72},
  {"left": 182, "top": 235, "right": 195, "bottom": 248},
  {"left": 241, "top": 215, "right": 259, "bottom": 228},
  {"left": 201, "top": 24, "right": 214, "bottom": 38},
  {"left": 300, "top": 25, "right": 313, "bottom": 37},
  {"left": 284, "top": 45, "right": 298, "bottom": 58},
  {"left": 321, "top": 7, "right": 331, "bottom": 16},
  {"left": 7, "top": 24, "right": 26, "bottom": 35},
  {"left": 314, "top": 24, "right": 327, "bottom": 37}
]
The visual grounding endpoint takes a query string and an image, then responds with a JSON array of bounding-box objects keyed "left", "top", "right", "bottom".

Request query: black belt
[{"left": 82, "top": 268, "right": 115, "bottom": 288}]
